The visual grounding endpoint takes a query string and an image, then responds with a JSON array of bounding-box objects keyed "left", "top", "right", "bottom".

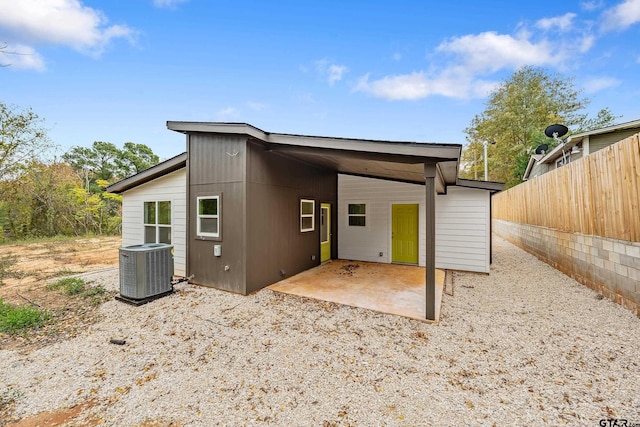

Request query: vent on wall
[{"left": 119, "top": 243, "right": 174, "bottom": 300}]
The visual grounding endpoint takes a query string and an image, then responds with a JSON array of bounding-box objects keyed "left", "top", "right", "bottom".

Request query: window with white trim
[
  {"left": 197, "top": 196, "right": 220, "bottom": 238},
  {"left": 348, "top": 203, "right": 366, "bottom": 227},
  {"left": 144, "top": 201, "right": 171, "bottom": 244},
  {"left": 300, "top": 199, "right": 315, "bottom": 232}
]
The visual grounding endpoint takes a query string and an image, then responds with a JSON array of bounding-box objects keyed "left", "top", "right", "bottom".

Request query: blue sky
[{"left": 1, "top": 0, "right": 639, "bottom": 160}]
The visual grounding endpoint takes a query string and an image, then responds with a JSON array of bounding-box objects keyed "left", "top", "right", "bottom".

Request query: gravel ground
[{"left": 1, "top": 236, "right": 639, "bottom": 426}]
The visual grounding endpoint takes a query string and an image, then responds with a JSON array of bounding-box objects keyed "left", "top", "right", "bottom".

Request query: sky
[{"left": 1, "top": 0, "right": 640, "bottom": 161}]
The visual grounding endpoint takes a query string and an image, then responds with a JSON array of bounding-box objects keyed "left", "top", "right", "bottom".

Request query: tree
[
  {"left": 461, "top": 66, "right": 617, "bottom": 188},
  {"left": 0, "top": 162, "right": 81, "bottom": 239},
  {"left": 0, "top": 102, "right": 53, "bottom": 189},
  {"left": 117, "top": 142, "right": 160, "bottom": 177},
  {"left": 64, "top": 141, "right": 159, "bottom": 190}
]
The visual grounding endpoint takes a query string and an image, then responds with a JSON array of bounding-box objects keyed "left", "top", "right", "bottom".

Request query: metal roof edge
[
  {"left": 522, "top": 154, "right": 543, "bottom": 180},
  {"left": 454, "top": 178, "right": 505, "bottom": 192},
  {"left": 166, "top": 121, "right": 462, "bottom": 160},
  {"left": 539, "top": 118, "right": 640, "bottom": 164},
  {"left": 167, "top": 121, "right": 267, "bottom": 140},
  {"left": 106, "top": 152, "right": 187, "bottom": 194},
  {"left": 567, "top": 118, "right": 640, "bottom": 140}
]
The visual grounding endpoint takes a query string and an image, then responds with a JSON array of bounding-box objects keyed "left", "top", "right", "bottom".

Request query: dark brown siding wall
[
  {"left": 188, "top": 133, "right": 247, "bottom": 294},
  {"left": 245, "top": 141, "right": 337, "bottom": 293}
]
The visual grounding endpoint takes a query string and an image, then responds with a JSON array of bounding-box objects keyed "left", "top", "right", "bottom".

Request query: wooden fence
[{"left": 493, "top": 132, "right": 640, "bottom": 242}]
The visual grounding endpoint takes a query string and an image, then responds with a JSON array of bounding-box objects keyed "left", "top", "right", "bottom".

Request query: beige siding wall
[
  {"left": 588, "top": 129, "right": 640, "bottom": 154},
  {"left": 121, "top": 169, "right": 187, "bottom": 276},
  {"left": 337, "top": 175, "right": 491, "bottom": 273},
  {"left": 529, "top": 162, "right": 549, "bottom": 179}
]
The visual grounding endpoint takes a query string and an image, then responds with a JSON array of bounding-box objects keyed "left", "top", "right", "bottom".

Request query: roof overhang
[
  {"left": 455, "top": 178, "right": 504, "bottom": 193},
  {"left": 539, "top": 118, "right": 640, "bottom": 164},
  {"left": 106, "top": 152, "right": 187, "bottom": 194},
  {"left": 167, "top": 122, "right": 462, "bottom": 193},
  {"left": 522, "top": 154, "right": 544, "bottom": 180}
]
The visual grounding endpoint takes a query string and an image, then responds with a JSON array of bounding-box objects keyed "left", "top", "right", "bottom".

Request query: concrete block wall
[{"left": 494, "top": 219, "right": 640, "bottom": 317}]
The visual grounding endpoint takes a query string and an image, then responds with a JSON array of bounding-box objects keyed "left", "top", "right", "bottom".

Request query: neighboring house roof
[
  {"left": 523, "top": 118, "right": 640, "bottom": 180},
  {"left": 522, "top": 154, "right": 544, "bottom": 181},
  {"left": 106, "top": 152, "right": 187, "bottom": 194},
  {"left": 539, "top": 118, "right": 640, "bottom": 164},
  {"left": 167, "top": 122, "right": 464, "bottom": 193}
]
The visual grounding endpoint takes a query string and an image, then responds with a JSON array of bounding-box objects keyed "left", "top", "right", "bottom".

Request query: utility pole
[{"left": 483, "top": 141, "right": 496, "bottom": 181}]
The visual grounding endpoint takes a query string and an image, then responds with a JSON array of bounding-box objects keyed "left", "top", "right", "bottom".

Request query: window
[
  {"left": 197, "top": 196, "right": 220, "bottom": 238},
  {"left": 300, "top": 199, "right": 315, "bottom": 232},
  {"left": 144, "top": 201, "right": 171, "bottom": 244},
  {"left": 348, "top": 203, "right": 366, "bottom": 226}
]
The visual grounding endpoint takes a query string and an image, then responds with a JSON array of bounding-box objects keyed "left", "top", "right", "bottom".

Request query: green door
[
  {"left": 320, "top": 203, "right": 331, "bottom": 262},
  {"left": 392, "top": 204, "right": 419, "bottom": 264}
]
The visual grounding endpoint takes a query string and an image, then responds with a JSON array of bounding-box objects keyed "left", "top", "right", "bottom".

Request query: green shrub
[
  {"left": 47, "top": 277, "right": 86, "bottom": 295},
  {"left": 0, "top": 299, "right": 49, "bottom": 334},
  {"left": 47, "top": 278, "right": 109, "bottom": 305},
  {"left": 81, "top": 285, "right": 108, "bottom": 305}
]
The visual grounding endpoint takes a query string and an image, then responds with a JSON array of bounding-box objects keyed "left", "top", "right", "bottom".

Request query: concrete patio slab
[{"left": 268, "top": 260, "right": 445, "bottom": 322}]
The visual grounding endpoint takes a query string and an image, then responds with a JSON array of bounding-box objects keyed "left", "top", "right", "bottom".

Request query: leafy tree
[
  {"left": 117, "top": 142, "right": 160, "bottom": 177},
  {"left": 63, "top": 141, "right": 121, "bottom": 184},
  {"left": 0, "top": 162, "right": 123, "bottom": 240},
  {"left": 461, "top": 66, "right": 617, "bottom": 188},
  {"left": 64, "top": 141, "right": 159, "bottom": 190},
  {"left": 0, "top": 102, "right": 53, "bottom": 191},
  {"left": 1, "top": 162, "right": 81, "bottom": 239},
  {"left": 576, "top": 107, "right": 619, "bottom": 133}
]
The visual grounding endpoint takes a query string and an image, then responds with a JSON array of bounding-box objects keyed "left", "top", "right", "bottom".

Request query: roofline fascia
[
  {"left": 106, "top": 152, "right": 187, "bottom": 194},
  {"left": 455, "top": 178, "right": 505, "bottom": 193},
  {"left": 539, "top": 119, "right": 640, "bottom": 164},
  {"left": 522, "top": 155, "right": 538, "bottom": 180},
  {"left": 166, "top": 121, "right": 462, "bottom": 161},
  {"left": 568, "top": 118, "right": 640, "bottom": 140}
]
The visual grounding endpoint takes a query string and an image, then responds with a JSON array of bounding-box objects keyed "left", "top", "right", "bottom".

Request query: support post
[{"left": 424, "top": 162, "right": 437, "bottom": 321}]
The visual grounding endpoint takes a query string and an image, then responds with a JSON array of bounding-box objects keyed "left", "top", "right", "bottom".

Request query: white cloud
[
  {"left": 315, "top": 59, "right": 349, "bottom": 85},
  {"left": 601, "top": 0, "right": 640, "bottom": 31},
  {"left": 437, "top": 31, "right": 555, "bottom": 73},
  {"left": 355, "top": 19, "right": 599, "bottom": 102},
  {"left": 536, "top": 13, "right": 577, "bottom": 31},
  {"left": 216, "top": 107, "right": 237, "bottom": 121},
  {"left": 392, "top": 52, "right": 402, "bottom": 61},
  {"left": 328, "top": 64, "right": 348, "bottom": 85},
  {"left": 354, "top": 69, "right": 497, "bottom": 100},
  {"left": 582, "top": 76, "right": 621, "bottom": 93},
  {"left": 153, "top": 0, "right": 189, "bottom": 9},
  {"left": 581, "top": 1, "right": 604, "bottom": 11},
  {"left": 579, "top": 35, "right": 596, "bottom": 52},
  {"left": 0, "top": 0, "right": 135, "bottom": 58},
  {"left": 0, "top": 43, "right": 45, "bottom": 70}
]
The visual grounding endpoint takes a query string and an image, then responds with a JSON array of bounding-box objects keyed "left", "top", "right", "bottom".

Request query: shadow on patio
[{"left": 268, "top": 260, "right": 445, "bottom": 323}]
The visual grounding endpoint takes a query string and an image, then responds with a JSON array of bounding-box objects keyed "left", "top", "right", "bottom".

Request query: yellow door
[
  {"left": 320, "top": 203, "right": 331, "bottom": 262},
  {"left": 392, "top": 204, "right": 419, "bottom": 264}
]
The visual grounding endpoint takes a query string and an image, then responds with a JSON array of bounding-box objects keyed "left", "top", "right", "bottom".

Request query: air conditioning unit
[{"left": 118, "top": 243, "right": 174, "bottom": 304}]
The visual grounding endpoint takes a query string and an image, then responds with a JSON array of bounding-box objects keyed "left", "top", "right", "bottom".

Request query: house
[
  {"left": 523, "top": 118, "right": 640, "bottom": 180},
  {"left": 107, "top": 122, "right": 503, "bottom": 320}
]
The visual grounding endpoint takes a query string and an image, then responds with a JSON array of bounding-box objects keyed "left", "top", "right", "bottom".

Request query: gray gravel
[{"left": 1, "top": 236, "right": 639, "bottom": 426}]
